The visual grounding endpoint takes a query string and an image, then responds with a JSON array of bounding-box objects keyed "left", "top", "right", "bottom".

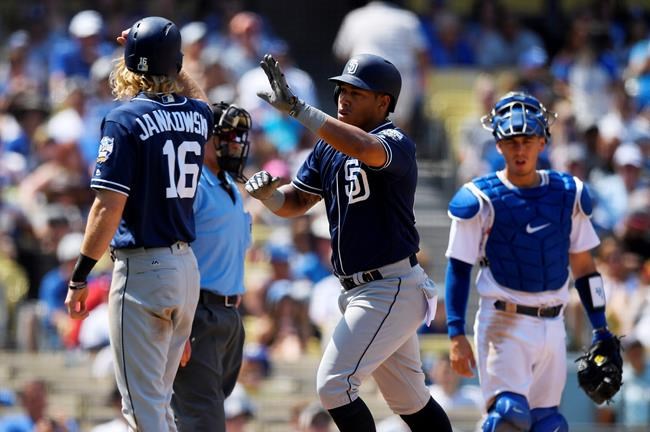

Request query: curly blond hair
[{"left": 109, "top": 58, "right": 183, "bottom": 100}]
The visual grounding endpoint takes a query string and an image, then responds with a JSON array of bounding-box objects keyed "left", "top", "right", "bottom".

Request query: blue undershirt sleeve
[
  {"left": 574, "top": 273, "right": 608, "bottom": 331},
  {"left": 445, "top": 257, "right": 473, "bottom": 338}
]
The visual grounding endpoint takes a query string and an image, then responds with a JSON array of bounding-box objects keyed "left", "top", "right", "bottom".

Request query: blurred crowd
[{"left": 0, "top": 0, "right": 649, "bottom": 430}]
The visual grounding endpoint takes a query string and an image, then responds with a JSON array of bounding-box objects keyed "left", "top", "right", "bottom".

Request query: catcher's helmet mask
[
  {"left": 481, "top": 92, "right": 557, "bottom": 141},
  {"left": 212, "top": 102, "right": 252, "bottom": 183},
  {"left": 125, "top": 16, "right": 183, "bottom": 77},
  {"left": 329, "top": 53, "right": 402, "bottom": 113}
]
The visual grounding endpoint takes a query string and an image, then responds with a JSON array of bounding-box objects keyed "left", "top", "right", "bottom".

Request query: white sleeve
[
  {"left": 445, "top": 211, "right": 485, "bottom": 265},
  {"left": 569, "top": 208, "right": 600, "bottom": 253}
]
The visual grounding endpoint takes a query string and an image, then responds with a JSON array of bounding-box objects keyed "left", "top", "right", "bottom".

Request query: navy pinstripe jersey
[
  {"left": 293, "top": 121, "right": 419, "bottom": 276},
  {"left": 90, "top": 92, "right": 213, "bottom": 249}
]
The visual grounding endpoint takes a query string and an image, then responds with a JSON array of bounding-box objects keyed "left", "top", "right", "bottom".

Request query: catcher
[{"left": 443, "top": 91, "right": 622, "bottom": 431}]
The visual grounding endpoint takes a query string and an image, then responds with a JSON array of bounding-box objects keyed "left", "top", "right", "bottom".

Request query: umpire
[
  {"left": 171, "top": 103, "right": 253, "bottom": 431},
  {"left": 64, "top": 16, "right": 213, "bottom": 431},
  {"left": 246, "top": 54, "right": 452, "bottom": 431}
]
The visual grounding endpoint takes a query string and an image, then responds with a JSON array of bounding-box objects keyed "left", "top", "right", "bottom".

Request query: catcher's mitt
[{"left": 576, "top": 335, "right": 623, "bottom": 404}]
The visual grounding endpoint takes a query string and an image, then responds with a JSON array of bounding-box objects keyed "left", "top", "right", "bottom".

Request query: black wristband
[
  {"left": 68, "top": 280, "right": 88, "bottom": 290},
  {"left": 70, "top": 253, "right": 98, "bottom": 283}
]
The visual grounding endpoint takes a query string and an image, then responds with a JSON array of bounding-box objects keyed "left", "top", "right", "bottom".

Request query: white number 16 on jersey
[{"left": 163, "top": 140, "right": 201, "bottom": 198}]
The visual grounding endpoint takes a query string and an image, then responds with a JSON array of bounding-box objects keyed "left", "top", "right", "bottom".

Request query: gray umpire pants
[{"left": 172, "top": 290, "right": 245, "bottom": 432}]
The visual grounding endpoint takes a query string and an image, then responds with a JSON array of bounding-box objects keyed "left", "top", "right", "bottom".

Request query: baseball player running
[
  {"left": 444, "top": 91, "right": 622, "bottom": 432},
  {"left": 64, "top": 17, "right": 213, "bottom": 431},
  {"left": 172, "top": 102, "right": 253, "bottom": 432},
  {"left": 245, "top": 53, "right": 452, "bottom": 431}
]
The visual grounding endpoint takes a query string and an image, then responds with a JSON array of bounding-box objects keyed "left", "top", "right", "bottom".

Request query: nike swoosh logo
[
  {"left": 552, "top": 427, "right": 561, "bottom": 432},
  {"left": 526, "top": 222, "right": 551, "bottom": 234},
  {"left": 512, "top": 407, "right": 524, "bottom": 414}
]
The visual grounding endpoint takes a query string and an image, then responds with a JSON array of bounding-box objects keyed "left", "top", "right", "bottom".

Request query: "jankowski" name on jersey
[{"left": 135, "top": 110, "right": 209, "bottom": 141}]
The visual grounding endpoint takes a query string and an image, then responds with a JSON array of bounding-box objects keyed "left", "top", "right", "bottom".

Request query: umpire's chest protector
[{"left": 474, "top": 171, "right": 576, "bottom": 293}]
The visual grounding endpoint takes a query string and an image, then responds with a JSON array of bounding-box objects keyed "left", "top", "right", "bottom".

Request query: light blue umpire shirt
[{"left": 192, "top": 167, "right": 252, "bottom": 296}]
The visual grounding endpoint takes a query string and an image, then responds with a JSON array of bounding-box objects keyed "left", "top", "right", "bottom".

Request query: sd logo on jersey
[
  {"left": 345, "top": 159, "right": 370, "bottom": 204},
  {"left": 97, "top": 136, "right": 114, "bottom": 163}
]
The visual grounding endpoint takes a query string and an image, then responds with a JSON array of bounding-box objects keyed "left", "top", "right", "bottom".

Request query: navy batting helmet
[
  {"left": 124, "top": 16, "right": 183, "bottom": 76},
  {"left": 481, "top": 91, "right": 557, "bottom": 140},
  {"left": 329, "top": 53, "right": 401, "bottom": 112}
]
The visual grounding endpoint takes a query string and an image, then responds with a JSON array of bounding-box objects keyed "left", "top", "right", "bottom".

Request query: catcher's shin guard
[
  {"left": 530, "top": 407, "right": 568, "bottom": 432},
  {"left": 482, "top": 392, "right": 531, "bottom": 432}
]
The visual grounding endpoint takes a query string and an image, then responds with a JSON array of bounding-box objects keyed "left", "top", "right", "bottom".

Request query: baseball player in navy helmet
[
  {"left": 444, "top": 91, "right": 621, "bottom": 431},
  {"left": 64, "top": 16, "right": 213, "bottom": 431},
  {"left": 245, "top": 53, "right": 452, "bottom": 431}
]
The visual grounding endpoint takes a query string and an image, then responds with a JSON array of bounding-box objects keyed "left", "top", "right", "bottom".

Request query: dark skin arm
[
  {"left": 316, "top": 115, "right": 387, "bottom": 167},
  {"left": 314, "top": 85, "right": 391, "bottom": 167},
  {"left": 273, "top": 185, "right": 322, "bottom": 218}
]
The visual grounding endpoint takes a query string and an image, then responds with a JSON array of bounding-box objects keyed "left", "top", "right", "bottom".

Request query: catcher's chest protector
[{"left": 474, "top": 171, "right": 576, "bottom": 292}]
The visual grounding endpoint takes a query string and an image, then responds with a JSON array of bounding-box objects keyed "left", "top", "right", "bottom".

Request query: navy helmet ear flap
[
  {"left": 386, "top": 93, "right": 397, "bottom": 112},
  {"left": 333, "top": 84, "right": 341, "bottom": 106}
]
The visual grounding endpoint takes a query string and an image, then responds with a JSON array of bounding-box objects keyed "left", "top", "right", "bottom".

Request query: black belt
[
  {"left": 494, "top": 300, "right": 562, "bottom": 318},
  {"left": 200, "top": 290, "right": 239, "bottom": 308},
  {"left": 340, "top": 254, "right": 418, "bottom": 290}
]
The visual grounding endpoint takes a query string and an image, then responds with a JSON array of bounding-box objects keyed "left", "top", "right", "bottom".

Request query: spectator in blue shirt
[
  {"left": 422, "top": 10, "right": 475, "bottom": 68},
  {"left": 48, "top": 10, "right": 114, "bottom": 105}
]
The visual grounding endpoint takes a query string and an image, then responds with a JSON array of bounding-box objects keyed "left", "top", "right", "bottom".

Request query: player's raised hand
[
  {"left": 245, "top": 171, "right": 281, "bottom": 200},
  {"left": 116, "top": 28, "right": 130, "bottom": 46},
  {"left": 449, "top": 335, "right": 476, "bottom": 378},
  {"left": 257, "top": 54, "right": 302, "bottom": 116}
]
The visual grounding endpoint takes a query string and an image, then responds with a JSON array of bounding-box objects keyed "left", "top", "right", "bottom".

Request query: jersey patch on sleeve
[
  {"left": 377, "top": 128, "right": 404, "bottom": 141},
  {"left": 448, "top": 185, "right": 482, "bottom": 220},
  {"left": 96, "top": 136, "right": 114, "bottom": 163}
]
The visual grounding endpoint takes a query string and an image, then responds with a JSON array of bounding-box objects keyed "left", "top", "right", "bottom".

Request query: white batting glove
[
  {"left": 245, "top": 171, "right": 285, "bottom": 211},
  {"left": 245, "top": 171, "right": 280, "bottom": 199}
]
